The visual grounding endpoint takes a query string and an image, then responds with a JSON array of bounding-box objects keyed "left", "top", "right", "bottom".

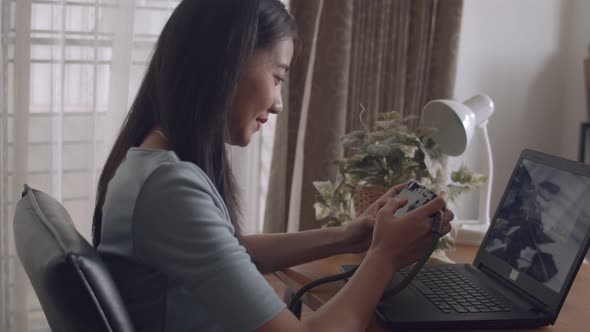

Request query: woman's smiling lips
[{"left": 255, "top": 117, "right": 267, "bottom": 131}]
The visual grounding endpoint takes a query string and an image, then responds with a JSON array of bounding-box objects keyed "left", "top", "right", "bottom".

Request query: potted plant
[{"left": 313, "top": 111, "right": 487, "bottom": 262}]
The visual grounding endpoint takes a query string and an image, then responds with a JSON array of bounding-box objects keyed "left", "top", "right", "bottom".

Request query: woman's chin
[
  {"left": 231, "top": 135, "right": 252, "bottom": 147},
  {"left": 228, "top": 128, "right": 257, "bottom": 147}
]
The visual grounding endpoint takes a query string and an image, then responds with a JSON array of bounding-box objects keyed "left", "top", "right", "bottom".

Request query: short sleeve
[{"left": 133, "top": 162, "right": 285, "bottom": 332}]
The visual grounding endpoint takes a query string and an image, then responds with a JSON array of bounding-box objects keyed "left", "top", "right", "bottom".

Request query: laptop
[{"left": 373, "top": 149, "right": 590, "bottom": 329}]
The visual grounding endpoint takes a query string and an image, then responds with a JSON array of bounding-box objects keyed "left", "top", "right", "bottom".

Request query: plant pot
[{"left": 353, "top": 185, "right": 388, "bottom": 216}]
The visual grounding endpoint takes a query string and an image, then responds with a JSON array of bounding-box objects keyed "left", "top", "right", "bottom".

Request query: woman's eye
[{"left": 273, "top": 75, "right": 285, "bottom": 85}]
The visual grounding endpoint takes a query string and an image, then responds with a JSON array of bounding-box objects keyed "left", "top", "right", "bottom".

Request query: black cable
[{"left": 287, "top": 211, "right": 445, "bottom": 317}]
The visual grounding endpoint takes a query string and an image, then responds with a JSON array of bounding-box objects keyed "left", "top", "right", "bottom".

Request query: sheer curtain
[{"left": 0, "top": 0, "right": 279, "bottom": 330}]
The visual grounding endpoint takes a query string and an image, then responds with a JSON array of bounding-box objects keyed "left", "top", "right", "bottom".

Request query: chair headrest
[{"left": 13, "top": 185, "right": 135, "bottom": 332}]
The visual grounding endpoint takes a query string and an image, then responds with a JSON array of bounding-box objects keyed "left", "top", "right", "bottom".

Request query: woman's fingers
[
  {"left": 407, "top": 196, "right": 447, "bottom": 219},
  {"left": 373, "top": 182, "right": 408, "bottom": 208},
  {"left": 416, "top": 215, "right": 453, "bottom": 243},
  {"left": 390, "top": 182, "right": 408, "bottom": 194},
  {"left": 379, "top": 197, "right": 408, "bottom": 215},
  {"left": 442, "top": 209, "right": 454, "bottom": 224},
  {"left": 383, "top": 182, "right": 408, "bottom": 197},
  {"left": 441, "top": 222, "right": 453, "bottom": 235}
]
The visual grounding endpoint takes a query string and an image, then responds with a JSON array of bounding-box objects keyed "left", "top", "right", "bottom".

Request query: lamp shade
[
  {"left": 421, "top": 94, "right": 496, "bottom": 245},
  {"left": 421, "top": 95, "right": 494, "bottom": 156}
]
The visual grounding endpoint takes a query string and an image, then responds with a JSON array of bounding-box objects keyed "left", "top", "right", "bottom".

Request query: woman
[{"left": 93, "top": 0, "right": 453, "bottom": 331}]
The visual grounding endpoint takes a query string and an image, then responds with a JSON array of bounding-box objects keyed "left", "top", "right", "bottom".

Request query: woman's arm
[
  {"left": 257, "top": 248, "right": 395, "bottom": 332},
  {"left": 242, "top": 183, "right": 409, "bottom": 273},
  {"left": 241, "top": 226, "right": 351, "bottom": 274},
  {"left": 256, "top": 195, "right": 453, "bottom": 332}
]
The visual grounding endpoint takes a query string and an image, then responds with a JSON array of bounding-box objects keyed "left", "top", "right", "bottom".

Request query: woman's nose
[{"left": 269, "top": 101, "right": 283, "bottom": 114}]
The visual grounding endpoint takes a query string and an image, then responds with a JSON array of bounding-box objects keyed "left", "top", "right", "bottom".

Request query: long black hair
[{"left": 93, "top": 0, "right": 297, "bottom": 246}]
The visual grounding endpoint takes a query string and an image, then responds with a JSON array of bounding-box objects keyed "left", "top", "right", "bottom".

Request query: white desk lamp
[{"left": 421, "top": 95, "right": 495, "bottom": 245}]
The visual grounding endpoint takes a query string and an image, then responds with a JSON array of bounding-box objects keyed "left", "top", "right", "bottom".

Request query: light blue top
[{"left": 98, "top": 148, "right": 285, "bottom": 332}]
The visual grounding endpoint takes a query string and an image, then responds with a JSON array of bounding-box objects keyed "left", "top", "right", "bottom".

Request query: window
[{"left": 1, "top": 1, "right": 287, "bottom": 330}]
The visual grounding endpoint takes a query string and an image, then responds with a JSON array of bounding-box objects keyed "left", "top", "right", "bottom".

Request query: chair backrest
[{"left": 13, "top": 185, "right": 135, "bottom": 332}]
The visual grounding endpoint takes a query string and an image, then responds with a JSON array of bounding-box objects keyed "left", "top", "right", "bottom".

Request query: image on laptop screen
[{"left": 484, "top": 159, "right": 590, "bottom": 292}]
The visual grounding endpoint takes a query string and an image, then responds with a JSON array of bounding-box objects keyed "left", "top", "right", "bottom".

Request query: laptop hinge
[{"left": 477, "top": 264, "right": 553, "bottom": 316}]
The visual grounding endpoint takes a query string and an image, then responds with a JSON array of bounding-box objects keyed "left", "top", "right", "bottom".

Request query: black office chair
[{"left": 13, "top": 184, "right": 135, "bottom": 332}]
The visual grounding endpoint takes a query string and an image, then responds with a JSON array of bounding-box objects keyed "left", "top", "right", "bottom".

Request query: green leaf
[
  {"left": 314, "top": 202, "right": 332, "bottom": 220},
  {"left": 313, "top": 110, "right": 486, "bottom": 227},
  {"left": 396, "top": 144, "right": 418, "bottom": 158},
  {"left": 312, "top": 181, "right": 334, "bottom": 200},
  {"left": 379, "top": 111, "right": 402, "bottom": 121},
  {"left": 423, "top": 151, "right": 441, "bottom": 178},
  {"left": 367, "top": 143, "right": 392, "bottom": 157}
]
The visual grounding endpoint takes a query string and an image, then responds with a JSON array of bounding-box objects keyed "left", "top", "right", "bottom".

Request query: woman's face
[{"left": 228, "top": 38, "right": 294, "bottom": 147}]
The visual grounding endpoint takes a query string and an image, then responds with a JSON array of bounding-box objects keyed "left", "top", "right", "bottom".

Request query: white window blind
[
  {"left": 2, "top": 1, "right": 169, "bottom": 331},
  {"left": 1, "top": 0, "right": 284, "bottom": 329}
]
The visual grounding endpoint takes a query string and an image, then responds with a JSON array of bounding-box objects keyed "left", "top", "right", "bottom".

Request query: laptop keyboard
[{"left": 406, "top": 267, "right": 511, "bottom": 314}]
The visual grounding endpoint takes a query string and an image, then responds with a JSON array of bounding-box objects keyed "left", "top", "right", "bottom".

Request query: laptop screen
[{"left": 482, "top": 158, "right": 590, "bottom": 293}]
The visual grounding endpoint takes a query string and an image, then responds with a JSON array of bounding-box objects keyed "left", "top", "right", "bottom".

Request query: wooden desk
[{"left": 275, "top": 245, "right": 590, "bottom": 331}]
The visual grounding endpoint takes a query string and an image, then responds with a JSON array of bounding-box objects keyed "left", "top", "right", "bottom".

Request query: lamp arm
[{"left": 477, "top": 122, "right": 493, "bottom": 226}]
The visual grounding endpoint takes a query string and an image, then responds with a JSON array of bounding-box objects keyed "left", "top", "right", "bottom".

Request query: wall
[
  {"left": 560, "top": 0, "right": 590, "bottom": 160},
  {"left": 452, "top": 0, "right": 570, "bottom": 219}
]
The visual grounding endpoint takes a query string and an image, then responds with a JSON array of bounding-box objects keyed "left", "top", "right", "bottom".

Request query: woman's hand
[
  {"left": 341, "top": 183, "right": 408, "bottom": 253},
  {"left": 370, "top": 194, "right": 454, "bottom": 270}
]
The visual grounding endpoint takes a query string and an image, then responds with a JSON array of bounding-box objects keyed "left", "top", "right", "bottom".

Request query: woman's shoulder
[
  {"left": 126, "top": 147, "right": 209, "bottom": 184},
  {"left": 129, "top": 149, "right": 233, "bottom": 235},
  {"left": 124, "top": 148, "right": 223, "bottom": 204}
]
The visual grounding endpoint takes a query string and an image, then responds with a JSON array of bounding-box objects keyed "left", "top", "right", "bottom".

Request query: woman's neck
[{"left": 140, "top": 128, "right": 170, "bottom": 150}]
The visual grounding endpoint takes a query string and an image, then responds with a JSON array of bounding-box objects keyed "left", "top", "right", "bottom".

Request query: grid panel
[
  {"left": 1, "top": 0, "right": 283, "bottom": 330},
  {"left": 1, "top": 1, "right": 180, "bottom": 331}
]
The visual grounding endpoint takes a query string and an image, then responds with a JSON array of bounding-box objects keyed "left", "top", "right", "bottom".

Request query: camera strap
[{"left": 287, "top": 210, "right": 445, "bottom": 318}]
